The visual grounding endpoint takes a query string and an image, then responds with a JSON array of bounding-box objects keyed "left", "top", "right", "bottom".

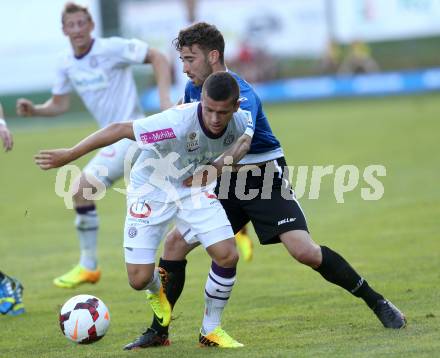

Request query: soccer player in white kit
[
  {"left": 16, "top": 2, "right": 172, "bottom": 288},
  {"left": 0, "top": 102, "right": 13, "bottom": 152},
  {"left": 36, "top": 72, "right": 254, "bottom": 348}
]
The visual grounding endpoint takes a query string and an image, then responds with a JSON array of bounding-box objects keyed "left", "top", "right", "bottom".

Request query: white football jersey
[
  {"left": 130, "top": 102, "right": 254, "bottom": 202},
  {"left": 52, "top": 37, "right": 148, "bottom": 127}
]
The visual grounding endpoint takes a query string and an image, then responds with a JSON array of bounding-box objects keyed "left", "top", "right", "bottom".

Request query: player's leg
[
  {"left": 146, "top": 230, "right": 197, "bottom": 337},
  {"left": 123, "top": 252, "right": 172, "bottom": 350},
  {"left": 122, "top": 199, "right": 173, "bottom": 350},
  {"left": 126, "top": 258, "right": 171, "bottom": 327},
  {"left": 249, "top": 158, "right": 406, "bottom": 328},
  {"left": 175, "top": 193, "right": 243, "bottom": 347},
  {"left": 152, "top": 167, "right": 249, "bottom": 316},
  {"left": 199, "top": 235, "right": 243, "bottom": 348},
  {"left": 146, "top": 194, "right": 249, "bottom": 340},
  {"left": 54, "top": 140, "right": 139, "bottom": 288},
  {"left": 135, "top": 230, "right": 193, "bottom": 346},
  {"left": 219, "top": 168, "right": 253, "bottom": 262},
  {"left": 53, "top": 172, "right": 101, "bottom": 288},
  {"left": 280, "top": 229, "right": 406, "bottom": 328},
  {"left": 249, "top": 185, "right": 406, "bottom": 329}
]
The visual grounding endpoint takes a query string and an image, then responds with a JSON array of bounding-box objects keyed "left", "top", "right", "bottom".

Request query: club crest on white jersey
[{"left": 186, "top": 131, "right": 200, "bottom": 152}]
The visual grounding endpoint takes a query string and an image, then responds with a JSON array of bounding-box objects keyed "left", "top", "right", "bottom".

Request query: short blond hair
[{"left": 62, "top": 2, "right": 92, "bottom": 24}]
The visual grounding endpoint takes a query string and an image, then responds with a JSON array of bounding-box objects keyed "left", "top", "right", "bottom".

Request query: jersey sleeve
[
  {"left": 238, "top": 86, "right": 259, "bottom": 129},
  {"left": 106, "top": 37, "right": 149, "bottom": 66},
  {"left": 51, "top": 55, "right": 73, "bottom": 95},
  {"left": 133, "top": 111, "right": 179, "bottom": 150}
]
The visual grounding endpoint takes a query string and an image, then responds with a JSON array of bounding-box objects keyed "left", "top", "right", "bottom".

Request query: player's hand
[
  {"left": 34, "top": 149, "right": 73, "bottom": 170},
  {"left": 16, "top": 98, "right": 36, "bottom": 117},
  {"left": 183, "top": 168, "right": 216, "bottom": 187},
  {"left": 0, "top": 124, "right": 13, "bottom": 152},
  {"left": 183, "top": 175, "right": 194, "bottom": 187}
]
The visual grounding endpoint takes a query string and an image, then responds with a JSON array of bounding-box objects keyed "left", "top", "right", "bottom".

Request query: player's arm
[
  {"left": 0, "top": 103, "right": 13, "bottom": 152},
  {"left": 35, "top": 122, "right": 135, "bottom": 170},
  {"left": 205, "top": 91, "right": 258, "bottom": 174},
  {"left": 212, "top": 133, "right": 252, "bottom": 172},
  {"left": 16, "top": 94, "right": 71, "bottom": 117},
  {"left": 182, "top": 133, "right": 251, "bottom": 187},
  {"left": 144, "top": 48, "right": 173, "bottom": 110}
]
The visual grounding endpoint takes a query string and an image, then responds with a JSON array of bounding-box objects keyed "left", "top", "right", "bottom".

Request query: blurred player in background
[
  {"left": 339, "top": 40, "right": 379, "bottom": 74},
  {"left": 36, "top": 72, "right": 254, "bottom": 348},
  {"left": 0, "top": 102, "right": 25, "bottom": 316},
  {"left": 140, "top": 22, "right": 406, "bottom": 348},
  {"left": 16, "top": 2, "right": 172, "bottom": 289},
  {"left": 0, "top": 103, "right": 13, "bottom": 152}
]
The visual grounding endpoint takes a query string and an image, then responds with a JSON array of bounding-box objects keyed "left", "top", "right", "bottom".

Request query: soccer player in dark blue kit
[{"left": 124, "top": 22, "right": 406, "bottom": 349}]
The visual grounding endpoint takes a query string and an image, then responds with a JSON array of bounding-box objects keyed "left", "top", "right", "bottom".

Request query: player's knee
[
  {"left": 71, "top": 177, "right": 82, "bottom": 202},
  {"left": 163, "top": 230, "right": 189, "bottom": 260},
  {"left": 71, "top": 173, "right": 97, "bottom": 205},
  {"left": 281, "top": 231, "right": 322, "bottom": 267},
  {"left": 164, "top": 231, "right": 185, "bottom": 251},
  {"left": 214, "top": 248, "right": 239, "bottom": 268},
  {"left": 71, "top": 175, "right": 88, "bottom": 202},
  {"left": 293, "top": 243, "right": 321, "bottom": 267},
  {"left": 128, "top": 273, "right": 152, "bottom": 291}
]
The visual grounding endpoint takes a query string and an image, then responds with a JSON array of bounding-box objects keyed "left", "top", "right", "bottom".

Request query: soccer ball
[{"left": 59, "top": 294, "right": 110, "bottom": 344}]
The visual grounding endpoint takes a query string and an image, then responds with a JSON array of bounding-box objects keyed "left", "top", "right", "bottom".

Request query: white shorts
[
  {"left": 124, "top": 247, "right": 157, "bottom": 265},
  {"left": 83, "top": 138, "right": 140, "bottom": 188},
  {"left": 123, "top": 191, "right": 234, "bottom": 264}
]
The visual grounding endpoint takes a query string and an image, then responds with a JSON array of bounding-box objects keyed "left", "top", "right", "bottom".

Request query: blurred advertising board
[
  {"left": 140, "top": 67, "right": 440, "bottom": 110},
  {"left": 119, "top": 0, "right": 329, "bottom": 59},
  {"left": 332, "top": 0, "right": 440, "bottom": 43},
  {"left": 0, "top": 0, "right": 101, "bottom": 95}
]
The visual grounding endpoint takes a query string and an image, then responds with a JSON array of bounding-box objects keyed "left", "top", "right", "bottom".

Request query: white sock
[
  {"left": 75, "top": 207, "right": 99, "bottom": 270},
  {"left": 144, "top": 269, "right": 161, "bottom": 294},
  {"left": 202, "top": 262, "right": 236, "bottom": 334}
]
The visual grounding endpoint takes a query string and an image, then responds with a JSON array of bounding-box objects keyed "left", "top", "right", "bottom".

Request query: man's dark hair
[
  {"left": 173, "top": 22, "right": 225, "bottom": 64},
  {"left": 62, "top": 2, "right": 92, "bottom": 24},
  {"left": 202, "top": 71, "right": 239, "bottom": 104}
]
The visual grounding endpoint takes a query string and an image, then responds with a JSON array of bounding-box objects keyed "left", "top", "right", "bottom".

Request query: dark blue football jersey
[{"left": 183, "top": 71, "right": 283, "bottom": 164}]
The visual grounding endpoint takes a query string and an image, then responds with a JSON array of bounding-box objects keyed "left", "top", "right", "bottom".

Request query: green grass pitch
[{"left": 1, "top": 93, "right": 439, "bottom": 357}]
